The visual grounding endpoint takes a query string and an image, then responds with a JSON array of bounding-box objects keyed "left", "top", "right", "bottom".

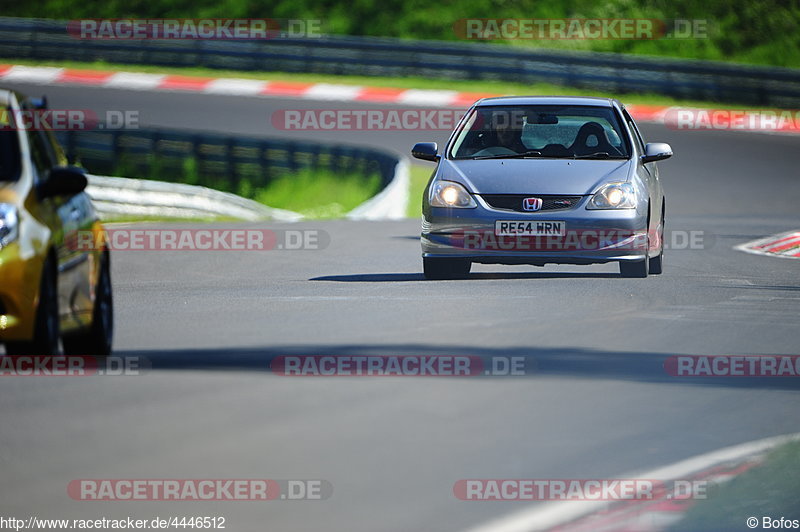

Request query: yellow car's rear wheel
[{"left": 63, "top": 252, "right": 113, "bottom": 358}]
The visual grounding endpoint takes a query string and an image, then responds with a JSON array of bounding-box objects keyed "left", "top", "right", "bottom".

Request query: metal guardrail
[
  {"left": 54, "top": 128, "right": 398, "bottom": 196},
  {"left": 2, "top": 17, "right": 800, "bottom": 107}
]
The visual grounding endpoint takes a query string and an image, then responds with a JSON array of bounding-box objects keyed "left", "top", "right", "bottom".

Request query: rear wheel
[
  {"left": 423, "top": 257, "right": 471, "bottom": 280},
  {"left": 63, "top": 252, "right": 113, "bottom": 358},
  {"left": 5, "top": 256, "right": 59, "bottom": 356}
]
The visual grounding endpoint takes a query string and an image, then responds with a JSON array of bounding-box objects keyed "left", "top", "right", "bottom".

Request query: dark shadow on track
[
  {"left": 115, "top": 344, "right": 800, "bottom": 391},
  {"left": 310, "top": 271, "right": 622, "bottom": 282},
  {"left": 730, "top": 284, "right": 800, "bottom": 292}
]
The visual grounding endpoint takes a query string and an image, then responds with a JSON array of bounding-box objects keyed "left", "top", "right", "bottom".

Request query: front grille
[{"left": 479, "top": 194, "right": 584, "bottom": 212}]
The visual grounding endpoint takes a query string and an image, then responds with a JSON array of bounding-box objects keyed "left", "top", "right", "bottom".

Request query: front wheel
[
  {"left": 63, "top": 252, "right": 113, "bottom": 358},
  {"left": 649, "top": 209, "right": 665, "bottom": 275},
  {"left": 619, "top": 233, "right": 649, "bottom": 278},
  {"left": 619, "top": 258, "right": 649, "bottom": 278},
  {"left": 423, "top": 257, "right": 471, "bottom": 280}
]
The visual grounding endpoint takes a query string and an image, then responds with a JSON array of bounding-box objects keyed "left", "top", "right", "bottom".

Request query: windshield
[
  {"left": 449, "top": 104, "right": 631, "bottom": 160},
  {"left": 0, "top": 107, "right": 22, "bottom": 182}
]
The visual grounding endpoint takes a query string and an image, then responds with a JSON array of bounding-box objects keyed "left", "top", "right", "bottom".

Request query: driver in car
[{"left": 482, "top": 109, "right": 528, "bottom": 153}]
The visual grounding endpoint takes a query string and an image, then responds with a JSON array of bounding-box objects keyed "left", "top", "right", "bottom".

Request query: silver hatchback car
[{"left": 413, "top": 96, "right": 672, "bottom": 279}]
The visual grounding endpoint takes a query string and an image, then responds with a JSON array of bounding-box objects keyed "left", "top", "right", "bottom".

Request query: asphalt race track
[{"left": 1, "top": 82, "right": 799, "bottom": 531}]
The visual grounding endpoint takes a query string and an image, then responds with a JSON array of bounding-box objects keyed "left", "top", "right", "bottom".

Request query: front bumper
[{"left": 421, "top": 199, "right": 650, "bottom": 266}]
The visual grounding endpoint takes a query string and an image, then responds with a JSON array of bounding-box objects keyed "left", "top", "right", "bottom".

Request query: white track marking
[{"left": 463, "top": 432, "right": 800, "bottom": 532}]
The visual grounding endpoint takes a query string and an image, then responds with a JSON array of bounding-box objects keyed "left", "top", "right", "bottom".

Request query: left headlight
[
  {"left": 429, "top": 180, "right": 477, "bottom": 208},
  {"left": 587, "top": 182, "right": 636, "bottom": 209},
  {"left": 0, "top": 203, "right": 19, "bottom": 249}
]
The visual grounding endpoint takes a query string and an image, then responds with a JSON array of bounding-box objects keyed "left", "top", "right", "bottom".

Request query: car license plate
[{"left": 495, "top": 220, "right": 565, "bottom": 236}]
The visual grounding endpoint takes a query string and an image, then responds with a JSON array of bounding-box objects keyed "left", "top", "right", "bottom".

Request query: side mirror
[
  {"left": 38, "top": 166, "right": 88, "bottom": 198},
  {"left": 641, "top": 142, "right": 673, "bottom": 164},
  {"left": 412, "top": 142, "right": 439, "bottom": 162}
]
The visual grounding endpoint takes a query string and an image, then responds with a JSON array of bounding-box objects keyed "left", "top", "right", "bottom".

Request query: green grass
[
  {"left": 253, "top": 168, "right": 381, "bottom": 219},
  {"left": 4, "top": 58, "right": 773, "bottom": 111},
  {"left": 669, "top": 440, "right": 800, "bottom": 531}
]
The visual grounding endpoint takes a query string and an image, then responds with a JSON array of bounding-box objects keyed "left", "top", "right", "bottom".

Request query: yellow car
[{"left": 0, "top": 89, "right": 112, "bottom": 356}]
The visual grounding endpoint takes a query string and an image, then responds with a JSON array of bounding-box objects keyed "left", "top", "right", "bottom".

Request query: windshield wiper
[
  {"left": 570, "top": 152, "right": 628, "bottom": 159},
  {"left": 472, "top": 150, "right": 544, "bottom": 160}
]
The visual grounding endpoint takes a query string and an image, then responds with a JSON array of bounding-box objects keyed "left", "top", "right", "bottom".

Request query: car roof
[{"left": 474, "top": 96, "right": 621, "bottom": 108}]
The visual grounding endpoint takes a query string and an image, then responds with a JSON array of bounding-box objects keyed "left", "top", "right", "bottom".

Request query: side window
[
  {"left": 27, "top": 130, "right": 52, "bottom": 181},
  {"left": 43, "top": 130, "right": 68, "bottom": 166}
]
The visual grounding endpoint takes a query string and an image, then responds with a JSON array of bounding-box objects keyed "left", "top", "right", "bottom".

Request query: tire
[
  {"left": 63, "top": 252, "right": 113, "bottom": 358},
  {"left": 649, "top": 207, "right": 665, "bottom": 275},
  {"left": 5, "top": 256, "right": 59, "bottom": 356},
  {"left": 619, "top": 230, "right": 649, "bottom": 278},
  {"left": 619, "top": 258, "right": 648, "bottom": 278},
  {"left": 423, "top": 257, "right": 471, "bottom": 280}
]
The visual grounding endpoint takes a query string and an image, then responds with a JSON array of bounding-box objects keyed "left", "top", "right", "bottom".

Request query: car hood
[{"left": 437, "top": 158, "right": 633, "bottom": 195}]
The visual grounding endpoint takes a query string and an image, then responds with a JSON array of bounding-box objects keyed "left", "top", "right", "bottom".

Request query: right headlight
[
  {"left": 429, "top": 181, "right": 477, "bottom": 208},
  {"left": 0, "top": 203, "right": 19, "bottom": 249},
  {"left": 587, "top": 182, "right": 636, "bottom": 209}
]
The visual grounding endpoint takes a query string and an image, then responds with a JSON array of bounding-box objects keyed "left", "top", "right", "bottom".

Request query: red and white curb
[
  {"left": 462, "top": 432, "right": 800, "bottom": 532},
  {"left": 735, "top": 231, "right": 800, "bottom": 259},
  {"left": 0, "top": 64, "right": 494, "bottom": 108},
  {"left": 5, "top": 64, "right": 799, "bottom": 135},
  {"left": 0, "top": 64, "right": 673, "bottom": 124}
]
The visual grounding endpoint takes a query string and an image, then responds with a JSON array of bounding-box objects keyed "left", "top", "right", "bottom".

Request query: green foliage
[{"left": 7, "top": 0, "right": 799, "bottom": 66}]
